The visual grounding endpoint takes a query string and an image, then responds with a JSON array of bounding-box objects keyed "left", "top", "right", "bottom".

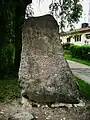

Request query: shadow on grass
[{"left": 0, "top": 78, "right": 21, "bottom": 103}]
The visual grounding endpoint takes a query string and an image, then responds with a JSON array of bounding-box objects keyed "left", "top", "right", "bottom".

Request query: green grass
[
  {"left": 64, "top": 50, "right": 90, "bottom": 101},
  {"left": 76, "top": 77, "right": 90, "bottom": 101},
  {"left": 0, "top": 78, "right": 21, "bottom": 103},
  {"left": 64, "top": 50, "right": 90, "bottom": 66}
]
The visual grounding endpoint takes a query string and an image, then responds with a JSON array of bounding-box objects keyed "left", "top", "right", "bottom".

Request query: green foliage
[
  {"left": 62, "top": 43, "right": 73, "bottom": 50},
  {"left": 0, "top": 44, "right": 15, "bottom": 78},
  {"left": 7, "top": 6, "right": 15, "bottom": 42},
  {"left": 64, "top": 52, "right": 90, "bottom": 66},
  {"left": 25, "top": 4, "right": 34, "bottom": 18},
  {"left": 70, "top": 45, "right": 90, "bottom": 60},
  {"left": 0, "top": 78, "right": 20, "bottom": 103},
  {"left": 49, "top": 0, "right": 82, "bottom": 31},
  {"left": 76, "top": 77, "right": 90, "bottom": 101},
  {"left": 0, "top": 0, "right": 32, "bottom": 75}
]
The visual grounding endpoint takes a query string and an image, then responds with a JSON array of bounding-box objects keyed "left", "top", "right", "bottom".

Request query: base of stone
[
  {"left": 21, "top": 97, "right": 86, "bottom": 109},
  {"left": 0, "top": 99, "right": 90, "bottom": 120}
]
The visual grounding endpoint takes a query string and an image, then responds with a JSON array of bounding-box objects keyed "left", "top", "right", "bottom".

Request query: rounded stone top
[{"left": 23, "top": 14, "right": 59, "bottom": 32}]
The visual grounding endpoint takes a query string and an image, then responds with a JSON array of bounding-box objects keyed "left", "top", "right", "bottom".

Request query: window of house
[
  {"left": 60, "top": 39, "right": 62, "bottom": 42},
  {"left": 74, "top": 35, "right": 81, "bottom": 42},
  {"left": 67, "top": 37, "right": 71, "bottom": 42},
  {"left": 86, "top": 34, "right": 90, "bottom": 39}
]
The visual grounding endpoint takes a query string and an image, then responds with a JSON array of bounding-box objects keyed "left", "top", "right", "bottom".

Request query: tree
[
  {"left": 49, "top": 0, "right": 82, "bottom": 32},
  {"left": 0, "top": 0, "right": 32, "bottom": 74},
  {"left": 0, "top": 1, "right": 8, "bottom": 45},
  {"left": 25, "top": 4, "right": 34, "bottom": 18},
  {"left": 13, "top": 0, "right": 32, "bottom": 73}
]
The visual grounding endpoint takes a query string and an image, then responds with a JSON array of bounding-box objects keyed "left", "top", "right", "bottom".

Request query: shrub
[
  {"left": 0, "top": 44, "right": 14, "bottom": 78},
  {"left": 62, "top": 43, "right": 73, "bottom": 50},
  {"left": 70, "top": 45, "right": 90, "bottom": 60}
]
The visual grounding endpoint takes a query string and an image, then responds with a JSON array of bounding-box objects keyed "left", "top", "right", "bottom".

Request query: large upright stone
[{"left": 19, "top": 14, "right": 79, "bottom": 104}]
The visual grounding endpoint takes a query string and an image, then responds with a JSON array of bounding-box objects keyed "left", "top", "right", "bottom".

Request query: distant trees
[
  {"left": 0, "top": 0, "right": 32, "bottom": 75},
  {"left": 49, "top": 0, "right": 82, "bottom": 31},
  {"left": 25, "top": 4, "right": 34, "bottom": 18}
]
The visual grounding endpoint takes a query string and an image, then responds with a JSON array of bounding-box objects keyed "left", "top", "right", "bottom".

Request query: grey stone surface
[
  {"left": 10, "top": 112, "right": 34, "bottom": 120},
  {"left": 19, "top": 14, "right": 79, "bottom": 104},
  {"left": 0, "top": 112, "right": 8, "bottom": 120},
  {"left": 0, "top": 110, "right": 34, "bottom": 120},
  {"left": 0, "top": 102, "right": 90, "bottom": 120}
]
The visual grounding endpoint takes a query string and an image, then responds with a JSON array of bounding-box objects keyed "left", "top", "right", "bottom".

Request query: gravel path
[
  {"left": 0, "top": 100, "right": 90, "bottom": 120},
  {"left": 67, "top": 60, "right": 90, "bottom": 84}
]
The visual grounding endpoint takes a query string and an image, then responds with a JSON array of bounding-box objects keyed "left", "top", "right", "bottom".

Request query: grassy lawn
[
  {"left": 64, "top": 50, "right": 90, "bottom": 66},
  {"left": 76, "top": 77, "right": 90, "bottom": 101},
  {"left": 0, "top": 77, "right": 90, "bottom": 103},
  {"left": 0, "top": 78, "right": 21, "bottom": 103}
]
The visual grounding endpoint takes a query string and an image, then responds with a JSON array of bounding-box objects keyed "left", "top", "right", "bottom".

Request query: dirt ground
[{"left": 0, "top": 100, "right": 90, "bottom": 120}]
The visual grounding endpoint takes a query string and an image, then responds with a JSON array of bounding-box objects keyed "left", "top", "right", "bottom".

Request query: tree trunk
[
  {"left": 14, "top": 24, "right": 22, "bottom": 74},
  {"left": 0, "top": 3, "right": 8, "bottom": 45},
  {"left": 14, "top": 5, "right": 25, "bottom": 74},
  {"left": 14, "top": 0, "right": 32, "bottom": 74}
]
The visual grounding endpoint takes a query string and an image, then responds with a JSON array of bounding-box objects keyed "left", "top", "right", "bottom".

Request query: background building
[
  {"left": 60, "top": 0, "right": 90, "bottom": 45},
  {"left": 60, "top": 23, "right": 90, "bottom": 45}
]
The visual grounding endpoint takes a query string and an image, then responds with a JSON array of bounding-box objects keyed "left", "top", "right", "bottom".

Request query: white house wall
[
  {"left": 81, "top": 34, "right": 86, "bottom": 45},
  {"left": 82, "top": 32, "right": 90, "bottom": 45},
  {"left": 61, "top": 31, "right": 90, "bottom": 45}
]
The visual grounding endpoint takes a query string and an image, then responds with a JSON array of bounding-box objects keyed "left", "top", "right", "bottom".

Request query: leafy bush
[
  {"left": 70, "top": 45, "right": 90, "bottom": 60},
  {"left": 62, "top": 43, "right": 73, "bottom": 50},
  {"left": 0, "top": 44, "right": 15, "bottom": 78}
]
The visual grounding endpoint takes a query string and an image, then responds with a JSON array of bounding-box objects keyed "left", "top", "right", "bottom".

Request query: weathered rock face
[{"left": 19, "top": 14, "right": 79, "bottom": 104}]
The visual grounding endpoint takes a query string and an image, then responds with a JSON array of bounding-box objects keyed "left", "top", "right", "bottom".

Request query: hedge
[
  {"left": 62, "top": 43, "right": 73, "bottom": 50},
  {"left": 70, "top": 45, "right": 90, "bottom": 60}
]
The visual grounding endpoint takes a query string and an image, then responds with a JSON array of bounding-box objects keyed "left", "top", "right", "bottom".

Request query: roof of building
[{"left": 60, "top": 26, "right": 90, "bottom": 36}]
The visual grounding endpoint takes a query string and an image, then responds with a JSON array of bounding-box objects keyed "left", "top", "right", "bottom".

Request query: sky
[
  {"left": 31, "top": 0, "right": 52, "bottom": 16},
  {"left": 30, "top": 0, "right": 90, "bottom": 30}
]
